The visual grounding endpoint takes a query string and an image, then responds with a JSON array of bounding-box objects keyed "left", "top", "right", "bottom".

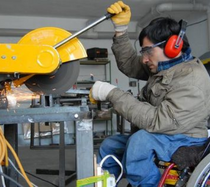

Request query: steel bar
[
  {"left": 54, "top": 13, "right": 112, "bottom": 49},
  {"left": 0, "top": 106, "right": 90, "bottom": 124}
]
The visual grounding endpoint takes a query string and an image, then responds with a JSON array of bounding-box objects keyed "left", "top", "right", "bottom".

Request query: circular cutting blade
[
  {"left": 18, "top": 27, "right": 87, "bottom": 95},
  {"left": 24, "top": 61, "right": 79, "bottom": 95}
]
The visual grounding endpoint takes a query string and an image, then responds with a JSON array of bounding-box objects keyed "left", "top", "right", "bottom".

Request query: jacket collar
[{"left": 157, "top": 48, "right": 193, "bottom": 72}]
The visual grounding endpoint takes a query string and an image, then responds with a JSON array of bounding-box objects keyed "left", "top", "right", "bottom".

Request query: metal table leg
[
  {"left": 76, "top": 119, "right": 94, "bottom": 187},
  {"left": 59, "top": 121, "right": 65, "bottom": 187},
  {"left": 4, "top": 124, "right": 18, "bottom": 187}
]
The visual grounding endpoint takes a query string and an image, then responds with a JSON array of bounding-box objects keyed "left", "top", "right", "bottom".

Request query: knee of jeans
[
  {"left": 128, "top": 129, "right": 151, "bottom": 144},
  {"left": 100, "top": 136, "right": 114, "bottom": 149}
]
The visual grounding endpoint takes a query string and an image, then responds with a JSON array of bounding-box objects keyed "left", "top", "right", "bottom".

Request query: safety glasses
[{"left": 140, "top": 40, "right": 166, "bottom": 57}]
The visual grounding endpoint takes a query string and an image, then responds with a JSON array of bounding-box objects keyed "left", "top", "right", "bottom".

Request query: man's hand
[
  {"left": 107, "top": 1, "right": 131, "bottom": 32},
  {"left": 90, "top": 81, "right": 116, "bottom": 101}
]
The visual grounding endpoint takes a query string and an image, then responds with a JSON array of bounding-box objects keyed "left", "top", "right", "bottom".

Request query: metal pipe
[
  {"left": 0, "top": 28, "right": 139, "bottom": 40},
  {"left": 138, "top": 3, "right": 209, "bottom": 27},
  {"left": 157, "top": 3, "right": 207, "bottom": 12},
  {"left": 54, "top": 13, "right": 112, "bottom": 49},
  {"left": 207, "top": 9, "right": 210, "bottom": 50}
]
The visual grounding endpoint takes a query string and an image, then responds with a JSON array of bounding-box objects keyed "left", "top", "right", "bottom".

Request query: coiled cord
[{"left": 0, "top": 126, "right": 33, "bottom": 187}]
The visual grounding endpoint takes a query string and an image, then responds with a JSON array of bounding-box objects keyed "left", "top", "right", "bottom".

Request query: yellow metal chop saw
[{"left": 0, "top": 13, "right": 112, "bottom": 98}]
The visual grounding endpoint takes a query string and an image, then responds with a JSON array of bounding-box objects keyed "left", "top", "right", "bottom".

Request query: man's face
[{"left": 141, "top": 37, "right": 169, "bottom": 73}]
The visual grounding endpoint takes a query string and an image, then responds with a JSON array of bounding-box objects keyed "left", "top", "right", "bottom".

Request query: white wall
[{"left": 187, "top": 18, "right": 209, "bottom": 57}]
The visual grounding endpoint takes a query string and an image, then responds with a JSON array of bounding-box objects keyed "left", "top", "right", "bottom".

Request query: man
[{"left": 90, "top": 1, "right": 210, "bottom": 186}]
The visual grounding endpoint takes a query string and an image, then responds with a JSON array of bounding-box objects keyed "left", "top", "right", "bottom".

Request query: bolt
[
  {"left": 1, "top": 55, "right": 6, "bottom": 59},
  {"left": 12, "top": 56, "right": 16, "bottom": 60},
  {"left": 74, "top": 113, "right": 79, "bottom": 119},
  {"left": 28, "top": 118, "right": 34, "bottom": 123}
]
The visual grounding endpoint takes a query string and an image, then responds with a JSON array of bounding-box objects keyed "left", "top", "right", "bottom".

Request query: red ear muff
[{"left": 164, "top": 35, "right": 183, "bottom": 58}]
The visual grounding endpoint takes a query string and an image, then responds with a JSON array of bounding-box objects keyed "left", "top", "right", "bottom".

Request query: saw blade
[
  {"left": 17, "top": 27, "right": 87, "bottom": 95},
  {"left": 24, "top": 61, "right": 79, "bottom": 95}
]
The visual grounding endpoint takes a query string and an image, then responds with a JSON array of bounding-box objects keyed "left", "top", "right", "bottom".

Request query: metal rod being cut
[{"left": 54, "top": 13, "right": 112, "bottom": 49}]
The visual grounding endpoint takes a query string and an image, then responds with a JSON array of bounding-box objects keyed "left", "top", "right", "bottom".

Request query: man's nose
[{"left": 142, "top": 55, "right": 149, "bottom": 64}]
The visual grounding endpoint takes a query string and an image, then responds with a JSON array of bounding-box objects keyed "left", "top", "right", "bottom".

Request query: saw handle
[
  {"left": 54, "top": 13, "right": 114, "bottom": 49},
  {"left": 105, "top": 13, "right": 114, "bottom": 19}
]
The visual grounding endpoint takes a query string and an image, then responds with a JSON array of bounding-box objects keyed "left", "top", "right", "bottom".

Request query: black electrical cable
[
  {"left": 0, "top": 171, "right": 24, "bottom": 187},
  {"left": 187, "top": 18, "right": 207, "bottom": 27},
  {"left": 24, "top": 171, "right": 58, "bottom": 187}
]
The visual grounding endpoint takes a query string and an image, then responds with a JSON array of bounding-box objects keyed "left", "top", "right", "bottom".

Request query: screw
[
  {"left": 12, "top": 56, "right": 16, "bottom": 60},
  {"left": 74, "top": 113, "right": 79, "bottom": 119},
  {"left": 1, "top": 55, "right": 6, "bottom": 59}
]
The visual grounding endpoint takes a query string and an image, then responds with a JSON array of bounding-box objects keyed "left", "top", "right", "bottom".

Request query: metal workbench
[{"left": 0, "top": 106, "right": 94, "bottom": 187}]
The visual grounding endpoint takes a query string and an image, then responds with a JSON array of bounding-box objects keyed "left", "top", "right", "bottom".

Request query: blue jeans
[{"left": 97, "top": 130, "right": 207, "bottom": 187}]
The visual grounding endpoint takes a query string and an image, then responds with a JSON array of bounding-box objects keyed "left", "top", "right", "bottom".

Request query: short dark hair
[{"left": 139, "top": 17, "right": 190, "bottom": 52}]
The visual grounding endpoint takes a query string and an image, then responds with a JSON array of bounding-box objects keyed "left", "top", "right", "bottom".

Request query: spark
[
  {"left": 50, "top": 75, "right": 55, "bottom": 79},
  {"left": 6, "top": 85, "right": 40, "bottom": 108},
  {"left": 7, "top": 94, "right": 17, "bottom": 108}
]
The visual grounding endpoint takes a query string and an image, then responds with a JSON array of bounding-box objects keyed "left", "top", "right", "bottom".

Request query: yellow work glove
[
  {"left": 107, "top": 1, "right": 131, "bottom": 32},
  {"left": 89, "top": 88, "right": 98, "bottom": 104}
]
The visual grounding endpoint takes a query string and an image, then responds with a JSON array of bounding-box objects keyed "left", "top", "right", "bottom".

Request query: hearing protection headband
[{"left": 175, "top": 20, "right": 187, "bottom": 49}]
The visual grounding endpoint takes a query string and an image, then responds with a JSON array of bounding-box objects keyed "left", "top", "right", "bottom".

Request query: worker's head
[{"left": 139, "top": 17, "right": 190, "bottom": 73}]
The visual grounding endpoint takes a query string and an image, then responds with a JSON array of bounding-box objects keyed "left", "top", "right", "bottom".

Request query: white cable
[
  {"left": 8, "top": 158, "right": 38, "bottom": 187},
  {"left": 99, "top": 155, "right": 123, "bottom": 184},
  {"left": 0, "top": 166, "right": 6, "bottom": 187}
]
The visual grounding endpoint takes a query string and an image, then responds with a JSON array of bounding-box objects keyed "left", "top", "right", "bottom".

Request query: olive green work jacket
[{"left": 107, "top": 33, "right": 210, "bottom": 138}]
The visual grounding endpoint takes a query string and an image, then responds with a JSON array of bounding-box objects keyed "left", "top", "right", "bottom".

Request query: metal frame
[{"left": 0, "top": 106, "right": 94, "bottom": 187}]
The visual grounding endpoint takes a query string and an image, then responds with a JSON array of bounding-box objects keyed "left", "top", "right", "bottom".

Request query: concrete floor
[{"left": 15, "top": 146, "right": 128, "bottom": 187}]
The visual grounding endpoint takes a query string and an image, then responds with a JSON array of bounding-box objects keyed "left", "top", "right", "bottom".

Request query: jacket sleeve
[
  {"left": 112, "top": 32, "right": 150, "bottom": 81},
  {"left": 107, "top": 86, "right": 207, "bottom": 135}
]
